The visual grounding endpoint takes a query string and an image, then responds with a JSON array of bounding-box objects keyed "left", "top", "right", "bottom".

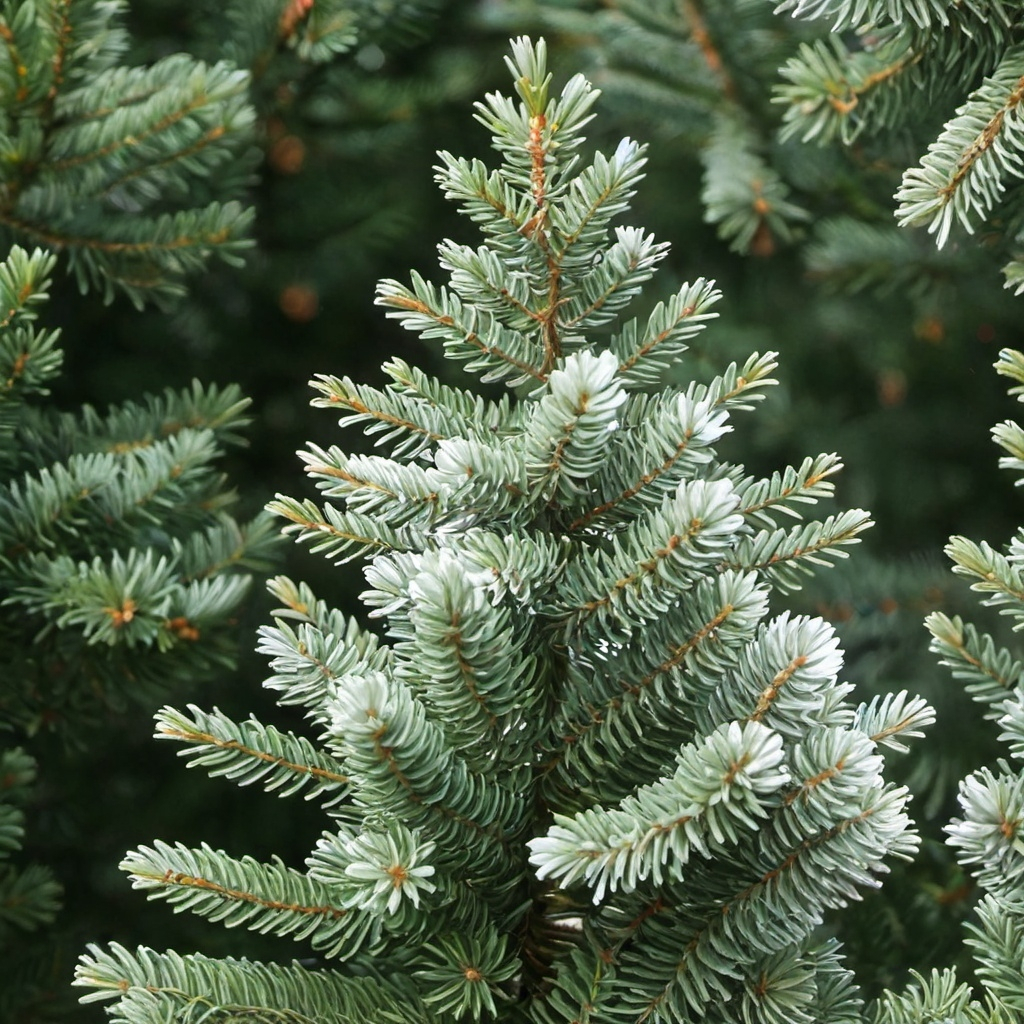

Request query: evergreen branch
[
  {"left": 612, "top": 278, "right": 721, "bottom": 386},
  {"left": 561, "top": 226, "right": 668, "bottom": 330},
  {"left": 998, "top": 698, "right": 1024, "bottom": 761},
  {"left": 327, "top": 672, "right": 527, "bottom": 868},
  {"left": 872, "top": 967, "right": 985, "bottom": 1023},
  {"left": 416, "top": 932, "right": 521, "bottom": 1020},
  {"left": 964, "top": 896, "right": 1024, "bottom": 1016},
  {"left": 523, "top": 349, "right": 626, "bottom": 503},
  {"left": 531, "top": 945, "right": 616, "bottom": 1024},
  {"left": 736, "top": 453, "right": 843, "bottom": 528},
  {"left": 45, "top": 59, "right": 249, "bottom": 174},
  {"left": 0, "top": 861, "right": 62, "bottom": 932},
  {"left": 258, "top": 589, "right": 392, "bottom": 722},
  {"left": 97, "top": 123, "right": 235, "bottom": 199},
  {"left": 298, "top": 445, "right": 441, "bottom": 526},
  {"left": 265, "top": 575, "right": 339, "bottom": 629},
  {"left": 571, "top": 358, "right": 779, "bottom": 532},
  {"left": 75, "top": 943, "right": 426, "bottom": 1022},
  {"left": 896, "top": 44, "right": 1024, "bottom": 247},
  {"left": 5, "top": 423, "right": 237, "bottom": 553},
  {"left": 702, "top": 115, "right": 810, "bottom": 255},
  {"left": 376, "top": 275, "right": 546, "bottom": 388},
  {"left": 0, "top": 246, "right": 56, "bottom": 332},
  {"left": 309, "top": 373, "right": 448, "bottom": 460},
  {"left": 944, "top": 535, "right": 1024, "bottom": 621},
  {"left": 568, "top": 389, "right": 729, "bottom": 531},
  {"left": 629, "top": 572, "right": 766, "bottom": 691},
  {"left": 431, "top": 435, "right": 532, "bottom": 523},
  {"left": 996, "top": 345, "right": 1024, "bottom": 396},
  {"left": 993, "top": 418, "right": 1024, "bottom": 481},
  {"left": 446, "top": 527, "right": 566, "bottom": 606},
  {"left": 155, "top": 704, "right": 350, "bottom": 802},
  {"left": 0, "top": 249, "right": 61, "bottom": 468},
  {"left": 12, "top": 548, "right": 234, "bottom": 650},
  {"left": 530, "top": 721, "right": 788, "bottom": 900},
  {"left": 308, "top": 822, "right": 439, "bottom": 922},
  {"left": 521, "top": 78, "right": 562, "bottom": 375},
  {"left": 776, "top": 36, "right": 922, "bottom": 146},
  {"left": 438, "top": 239, "right": 547, "bottom": 331},
  {"left": 773, "top": 0, "right": 997, "bottom": 33},
  {"left": 2, "top": 202, "right": 253, "bottom": 306},
  {"left": 546, "top": 571, "right": 769, "bottom": 798},
  {"left": 0, "top": 19, "right": 29, "bottom": 108},
  {"left": 726, "top": 508, "right": 873, "bottom": 592},
  {"left": 552, "top": 136, "right": 648, "bottom": 263},
  {"left": 433, "top": 153, "right": 534, "bottom": 257},
  {"left": 927, "top": 611, "right": 1024, "bottom": 713},
  {"left": 46, "top": 0, "right": 81, "bottom": 116},
  {"left": 0, "top": 451, "right": 116, "bottom": 554},
  {"left": 0, "top": 803, "right": 24, "bottom": 859},
  {"left": 120, "top": 841, "right": 379, "bottom": 960},
  {"left": 803, "top": 216, "right": 969, "bottom": 294},
  {"left": 269, "top": 495, "right": 420, "bottom": 563},
  {"left": 691, "top": 351, "right": 780, "bottom": 413},
  {"left": 75, "top": 379, "right": 250, "bottom": 451},
  {"left": 173, "top": 513, "right": 278, "bottom": 582},
  {"left": 7, "top": 379, "right": 252, "bottom": 514},
  {"left": 620, "top": 772, "right": 915, "bottom": 1021},
  {"left": 394, "top": 550, "right": 541, "bottom": 760},
  {"left": 1002, "top": 256, "right": 1024, "bottom": 295},
  {"left": 556, "top": 478, "right": 745, "bottom": 636},
  {"left": 0, "top": 752, "right": 57, "bottom": 938},
  {"left": 946, "top": 766, "right": 1024, "bottom": 901},
  {"left": 0, "top": 208, "right": 235, "bottom": 255},
  {"left": 704, "top": 613, "right": 852, "bottom": 741},
  {"left": 853, "top": 690, "right": 937, "bottom": 754},
  {"left": 0, "top": 746, "right": 35, "bottom": 810},
  {"left": 381, "top": 357, "right": 511, "bottom": 439}
]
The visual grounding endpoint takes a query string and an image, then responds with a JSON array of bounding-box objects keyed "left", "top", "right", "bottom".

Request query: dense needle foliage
[{"left": 71, "top": 39, "right": 949, "bottom": 1024}]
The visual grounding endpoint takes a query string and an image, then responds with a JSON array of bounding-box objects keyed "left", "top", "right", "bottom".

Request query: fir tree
[
  {"left": 75, "top": 39, "right": 939, "bottom": 1024},
  {"left": 0, "top": 244, "right": 276, "bottom": 1021}
]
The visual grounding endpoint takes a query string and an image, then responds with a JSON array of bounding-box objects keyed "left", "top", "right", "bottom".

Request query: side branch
[
  {"left": 569, "top": 430, "right": 697, "bottom": 531},
  {"left": 828, "top": 52, "right": 921, "bottom": 117},
  {"left": 943, "top": 75, "right": 1024, "bottom": 200},
  {"left": 138, "top": 868, "right": 347, "bottom": 921},
  {"left": 385, "top": 294, "right": 546, "bottom": 383},
  {"left": 0, "top": 211, "right": 232, "bottom": 254},
  {"left": 748, "top": 655, "right": 808, "bottom": 722},
  {"left": 99, "top": 127, "right": 230, "bottom": 197},
  {"left": 370, "top": 733, "right": 510, "bottom": 847},
  {"left": 48, "top": 92, "right": 218, "bottom": 172},
  {"left": 617, "top": 303, "right": 698, "bottom": 377},
  {"left": 156, "top": 724, "right": 350, "bottom": 787}
]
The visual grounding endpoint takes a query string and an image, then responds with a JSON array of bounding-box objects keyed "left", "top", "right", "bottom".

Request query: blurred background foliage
[{"left": 9, "top": 0, "right": 1024, "bottom": 1018}]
